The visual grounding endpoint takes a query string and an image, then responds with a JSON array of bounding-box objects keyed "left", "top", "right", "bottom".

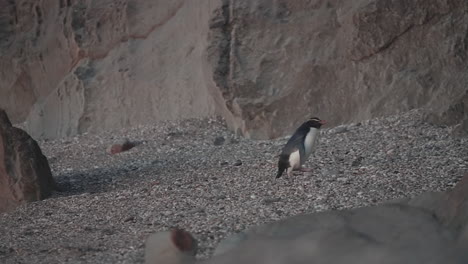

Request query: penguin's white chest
[
  {"left": 288, "top": 150, "right": 301, "bottom": 170},
  {"left": 304, "top": 128, "right": 319, "bottom": 158}
]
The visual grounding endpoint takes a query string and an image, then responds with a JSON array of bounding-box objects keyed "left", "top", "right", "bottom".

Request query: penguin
[{"left": 276, "top": 117, "right": 326, "bottom": 178}]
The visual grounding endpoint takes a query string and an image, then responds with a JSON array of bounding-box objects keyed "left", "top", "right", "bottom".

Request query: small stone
[
  {"left": 188, "top": 208, "right": 205, "bottom": 214},
  {"left": 217, "top": 195, "right": 227, "bottom": 200},
  {"left": 315, "top": 195, "right": 325, "bottom": 200},
  {"left": 213, "top": 136, "right": 225, "bottom": 146},
  {"left": 107, "top": 138, "right": 136, "bottom": 154},
  {"left": 151, "top": 159, "right": 162, "bottom": 165},
  {"left": 124, "top": 216, "right": 135, "bottom": 222},
  {"left": 162, "top": 211, "right": 172, "bottom": 216},
  {"left": 263, "top": 197, "right": 281, "bottom": 204},
  {"left": 233, "top": 160, "right": 242, "bottom": 166},
  {"left": 83, "top": 226, "right": 95, "bottom": 232},
  {"left": 102, "top": 229, "right": 115, "bottom": 236},
  {"left": 351, "top": 156, "right": 364, "bottom": 167},
  {"left": 314, "top": 204, "right": 330, "bottom": 211},
  {"left": 333, "top": 125, "right": 349, "bottom": 134}
]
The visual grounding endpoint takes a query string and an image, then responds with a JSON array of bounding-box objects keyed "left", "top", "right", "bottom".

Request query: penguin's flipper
[
  {"left": 281, "top": 133, "right": 306, "bottom": 156},
  {"left": 283, "top": 137, "right": 306, "bottom": 166},
  {"left": 298, "top": 144, "right": 306, "bottom": 165}
]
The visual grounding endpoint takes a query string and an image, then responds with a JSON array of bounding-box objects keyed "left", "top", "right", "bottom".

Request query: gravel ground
[{"left": 0, "top": 109, "right": 467, "bottom": 264}]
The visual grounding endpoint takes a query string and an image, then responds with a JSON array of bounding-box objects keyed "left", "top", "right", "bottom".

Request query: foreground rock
[
  {"left": 425, "top": 90, "right": 468, "bottom": 137},
  {"left": 145, "top": 174, "right": 468, "bottom": 264},
  {"left": 0, "top": 109, "right": 56, "bottom": 213}
]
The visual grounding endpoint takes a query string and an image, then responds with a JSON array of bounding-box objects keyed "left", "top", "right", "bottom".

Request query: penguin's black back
[
  {"left": 276, "top": 123, "right": 310, "bottom": 178},
  {"left": 280, "top": 123, "right": 310, "bottom": 156}
]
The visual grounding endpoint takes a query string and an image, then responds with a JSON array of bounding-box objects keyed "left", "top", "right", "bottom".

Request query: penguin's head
[{"left": 307, "top": 117, "right": 327, "bottom": 128}]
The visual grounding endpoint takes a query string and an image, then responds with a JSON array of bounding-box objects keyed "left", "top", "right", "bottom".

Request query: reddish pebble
[{"left": 107, "top": 139, "right": 136, "bottom": 155}]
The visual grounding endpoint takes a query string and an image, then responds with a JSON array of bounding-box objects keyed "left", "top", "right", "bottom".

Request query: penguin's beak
[{"left": 320, "top": 120, "right": 327, "bottom": 125}]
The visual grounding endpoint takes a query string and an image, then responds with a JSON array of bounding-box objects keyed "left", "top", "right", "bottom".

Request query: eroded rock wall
[
  {"left": 1, "top": 0, "right": 220, "bottom": 139},
  {"left": 206, "top": 0, "right": 468, "bottom": 139},
  {"left": 1, "top": 0, "right": 467, "bottom": 139}
]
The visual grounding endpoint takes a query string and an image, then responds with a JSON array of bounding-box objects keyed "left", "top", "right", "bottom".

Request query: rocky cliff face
[
  {"left": 1, "top": 0, "right": 467, "bottom": 139},
  {"left": 0, "top": 0, "right": 220, "bottom": 139},
  {"left": 206, "top": 0, "right": 468, "bottom": 138}
]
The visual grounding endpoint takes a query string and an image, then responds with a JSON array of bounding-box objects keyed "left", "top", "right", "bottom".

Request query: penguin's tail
[{"left": 276, "top": 154, "right": 289, "bottom": 178}]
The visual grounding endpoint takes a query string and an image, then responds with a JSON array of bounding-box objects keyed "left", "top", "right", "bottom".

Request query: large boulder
[
  {"left": 144, "top": 174, "right": 468, "bottom": 264},
  {"left": 407, "top": 173, "right": 468, "bottom": 238},
  {"left": 0, "top": 109, "right": 56, "bottom": 213}
]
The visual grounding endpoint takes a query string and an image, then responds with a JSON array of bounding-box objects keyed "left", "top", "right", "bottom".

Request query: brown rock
[
  {"left": 107, "top": 139, "right": 136, "bottom": 155},
  {"left": 0, "top": 109, "right": 56, "bottom": 213},
  {"left": 145, "top": 228, "right": 197, "bottom": 264}
]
